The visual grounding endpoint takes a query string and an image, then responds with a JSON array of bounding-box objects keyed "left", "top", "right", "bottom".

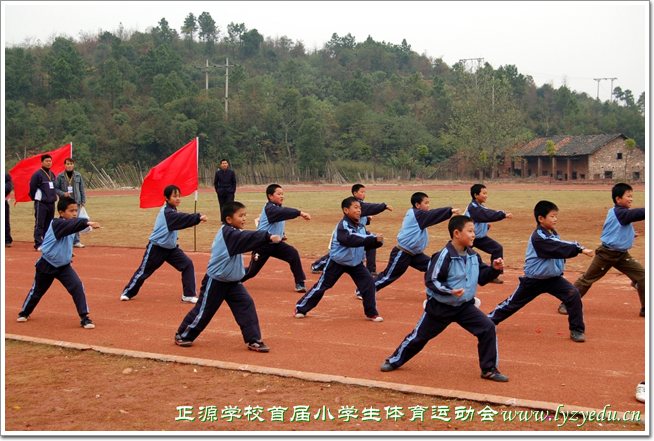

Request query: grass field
[{"left": 6, "top": 182, "right": 646, "bottom": 274}]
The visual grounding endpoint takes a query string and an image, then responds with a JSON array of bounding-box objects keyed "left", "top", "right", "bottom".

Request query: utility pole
[
  {"left": 593, "top": 78, "right": 603, "bottom": 100},
  {"left": 608, "top": 77, "right": 618, "bottom": 103},
  {"left": 593, "top": 77, "right": 617, "bottom": 101},
  {"left": 195, "top": 58, "right": 237, "bottom": 121},
  {"left": 458, "top": 57, "right": 484, "bottom": 88}
]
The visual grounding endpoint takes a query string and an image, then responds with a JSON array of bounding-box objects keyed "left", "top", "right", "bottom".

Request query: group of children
[{"left": 15, "top": 181, "right": 645, "bottom": 384}]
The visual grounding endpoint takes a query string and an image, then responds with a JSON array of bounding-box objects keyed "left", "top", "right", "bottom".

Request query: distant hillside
[{"left": 4, "top": 13, "right": 645, "bottom": 180}]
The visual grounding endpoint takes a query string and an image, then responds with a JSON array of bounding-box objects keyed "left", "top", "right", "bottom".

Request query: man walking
[
  {"left": 213, "top": 159, "right": 236, "bottom": 221},
  {"left": 29, "top": 154, "right": 57, "bottom": 250}
]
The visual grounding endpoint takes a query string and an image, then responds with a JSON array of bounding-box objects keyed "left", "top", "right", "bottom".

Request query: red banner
[
  {"left": 9, "top": 143, "right": 72, "bottom": 203},
  {"left": 139, "top": 139, "right": 198, "bottom": 208}
]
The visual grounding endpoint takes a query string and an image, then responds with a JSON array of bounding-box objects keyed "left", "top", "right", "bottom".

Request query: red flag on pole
[
  {"left": 139, "top": 139, "right": 199, "bottom": 208},
  {"left": 9, "top": 143, "right": 72, "bottom": 203}
]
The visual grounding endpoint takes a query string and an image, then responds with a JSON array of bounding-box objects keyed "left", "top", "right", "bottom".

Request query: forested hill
[{"left": 5, "top": 14, "right": 645, "bottom": 179}]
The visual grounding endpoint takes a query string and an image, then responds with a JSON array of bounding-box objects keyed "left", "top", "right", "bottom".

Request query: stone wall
[{"left": 588, "top": 138, "right": 645, "bottom": 181}]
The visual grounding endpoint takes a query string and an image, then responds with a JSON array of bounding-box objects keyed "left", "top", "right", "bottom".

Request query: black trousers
[
  {"left": 34, "top": 201, "right": 54, "bottom": 248},
  {"left": 488, "top": 276, "right": 585, "bottom": 333},
  {"left": 386, "top": 298, "right": 498, "bottom": 373},
  {"left": 312, "top": 253, "right": 330, "bottom": 271},
  {"left": 366, "top": 247, "right": 377, "bottom": 273},
  {"left": 473, "top": 236, "right": 504, "bottom": 263},
  {"left": 295, "top": 258, "right": 379, "bottom": 317},
  {"left": 242, "top": 242, "right": 306, "bottom": 285},
  {"left": 374, "top": 247, "right": 431, "bottom": 293},
  {"left": 217, "top": 191, "right": 235, "bottom": 221},
  {"left": 5, "top": 199, "right": 12, "bottom": 244},
  {"left": 121, "top": 242, "right": 196, "bottom": 299},
  {"left": 177, "top": 275, "right": 262, "bottom": 344},
  {"left": 20, "top": 260, "right": 90, "bottom": 319}
]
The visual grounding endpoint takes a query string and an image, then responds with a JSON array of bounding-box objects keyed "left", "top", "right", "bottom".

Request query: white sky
[{"left": 1, "top": 0, "right": 649, "bottom": 100}]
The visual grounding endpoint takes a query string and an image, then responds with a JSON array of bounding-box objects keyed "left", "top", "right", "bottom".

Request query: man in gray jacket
[{"left": 55, "top": 158, "right": 87, "bottom": 247}]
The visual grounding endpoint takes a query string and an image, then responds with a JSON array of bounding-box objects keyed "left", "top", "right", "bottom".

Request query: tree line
[{"left": 5, "top": 12, "right": 645, "bottom": 180}]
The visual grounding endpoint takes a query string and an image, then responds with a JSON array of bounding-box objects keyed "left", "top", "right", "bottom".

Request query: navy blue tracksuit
[
  {"left": 177, "top": 225, "right": 272, "bottom": 344},
  {"left": 373, "top": 206, "right": 452, "bottom": 293},
  {"left": 465, "top": 199, "right": 507, "bottom": 263},
  {"left": 487, "top": 226, "right": 585, "bottom": 333},
  {"left": 384, "top": 242, "right": 501, "bottom": 372},
  {"left": 5, "top": 173, "right": 13, "bottom": 245},
  {"left": 29, "top": 167, "right": 57, "bottom": 249},
  {"left": 359, "top": 200, "right": 388, "bottom": 273},
  {"left": 19, "top": 217, "right": 92, "bottom": 320},
  {"left": 121, "top": 203, "right": 202, "bottom": 299},
  {"left": 241, "top": 201, "right": 306, "bottom": 285},
  {"left": 295, "top": 215, "right": 384, "bottom": 318}
]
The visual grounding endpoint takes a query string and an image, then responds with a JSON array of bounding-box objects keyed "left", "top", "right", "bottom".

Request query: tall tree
[
  {"left": 46, "top": 37, "right": 86, "bottom": 99},
  {"left": 181, "top": 13, "right": 197, "bottom": 41}
]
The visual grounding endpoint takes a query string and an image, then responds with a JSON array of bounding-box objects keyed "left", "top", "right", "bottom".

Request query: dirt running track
[{"left": 4, "top": 241, "right": 645, "bottom": 415}]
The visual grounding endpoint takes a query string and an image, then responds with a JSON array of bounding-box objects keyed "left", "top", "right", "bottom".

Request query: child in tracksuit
[
  {"left": 120, "top": 185, "right": 207, "bottom": 303},
  {"left": 558, "top": 183, "right": 645, "bottom": 317},
  {"left": 17, "top": 196, "right": 102, "bottom": 328},
  {"left": 241, "top": 184, "right": 311, "bottom": 292},
  {"left": 380, "top": 215, "right": 508, "bottom": 382},
  {"left": 465, "top": 184, "right": 512, "bottom": 283},
  {"left": 295, "top": 196, "right": 385, "bottom": 321},
  {"left": 175, "top": 201, "right": 282, "bottom": 351},
  {"left": 311, "top": 183, "right": 391, "bottom": 274},
  {"left": 487, "top": 200, "right": 594, "bottom": 343},
  {"left": 356, "top": 192, "right": 458, "bottom": 298}
]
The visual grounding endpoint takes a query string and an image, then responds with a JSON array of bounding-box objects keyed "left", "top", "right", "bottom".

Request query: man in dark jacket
[
  {"left": 29, "top": 154, "right": 58, "bottom": 250},
  {"left": 213, "top": 159, "right": 236, "bottom": 222},
  {"left": 5, "top": 172, "right": 13, "bottom": 247}
]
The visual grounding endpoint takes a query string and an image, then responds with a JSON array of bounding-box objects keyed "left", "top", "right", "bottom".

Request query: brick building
[{"left": 507, "top": 134, "right": 645, "bottom": 181}]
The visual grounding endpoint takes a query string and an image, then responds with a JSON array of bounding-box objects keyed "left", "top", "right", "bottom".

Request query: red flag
[
  {"left": 139, "top": 139, "right": 198, "bottom": 208},
  {"left": 9, "top": 143, "right": 72, "bottom": 203}
]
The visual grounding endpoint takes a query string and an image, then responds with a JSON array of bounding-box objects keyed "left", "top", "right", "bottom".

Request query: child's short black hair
[
  {"left": 470, "top": 183, "right": 486, "bottom": 199},
  {"left": 57, "top": 196, "right": 77, "bottom": 212},
  {"left": 411, "top": 192, "right": 428, "bottom": 208},
  {"left": 41, "top": 154, "right": 52, "bottom": 162},
  {"left": 448, "top": 215, "right": 473, "bottom": 238},
  {"left": 612, "top": 183, "right": 633, "bottom": 204},
  {"left": 534, "top": 200, "right": 559, "bottom": 223},
  {"left": 164, "top": 185, "right": 181, "bottom": 199},
  {"left": 222, "top": 201, "right": 246, "bottom": 221},
  {"left": 351, "top": 183, "right": 365, "bottom": 195},
  {"left": 342, "top": 196, "right": 359, "bottom": 209},
  {"left": 266, "top": 183, "right": 281, "bottom": 198}
]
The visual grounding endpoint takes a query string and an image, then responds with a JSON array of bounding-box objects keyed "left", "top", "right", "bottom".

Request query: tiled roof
[{"left": 518, "top": 134, "right": 627, "bottom": 157}]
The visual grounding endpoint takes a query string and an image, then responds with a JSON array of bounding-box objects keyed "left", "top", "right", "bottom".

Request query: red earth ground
[{"left": 4, "top": 238, "right": 646, "bottom": 432}]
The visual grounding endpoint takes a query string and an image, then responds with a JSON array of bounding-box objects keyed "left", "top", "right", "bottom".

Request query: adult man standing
[
  {"left": 5, "top": 172, "right": 13, "bottom": 247},
  {"left": 29, "top": 154, "right": 57, "bottom": 250},
  {"left": 213, "top": 159, "right": 236, "bottom": 221},
  {"left": 55, "top": 157, "right": 87, "bottom": 247}
]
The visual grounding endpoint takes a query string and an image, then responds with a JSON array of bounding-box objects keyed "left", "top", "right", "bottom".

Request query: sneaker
[
  {"left": 636, "top": 382, "right": 646, "bottom": 403},
  {"left": 640, "top": 307, "right": 645, "bottom": 317},
  {"left": 490, "top": 277, "right": 504, "bottom": 284},
  {"left": 295, "top": 283, "right": 306, "bottom": 293},
  {"left": 73, "top": 242, "right": 85, "bottom": 248},
  {"left": 558, "top": 303, "right": 568, "bottom": 315},
  {"left": 5, "top": 242, "right": 12, "bottom": 247},
  {"left": 120, "top": 294, "right": 131, "bottom": 301},
  {"left": 570, "top": 330, "right": 586, "bottom": 343},
  {"left": 16, "top": 315, "right": 28, "bottom": 322},
  {"left": 423, "top": 299, "right": 427, "bottom": 309},
  {"left": 355, "top": 290, "right": 363, "bottom": 301},
  {"left": 380, "top": 361, "right": 396, "bottom": 372},
  {"left": 36, "top": 246, "right": 42, "bottom": 251},
  {"left": 175, "top": 334, "right": 193, "bottom": 347},
  {"left": 474, "top": 297, "right": 482, "bottom": 308},
  {"left": 366, "top": 315, "right": 384, "bottom": 322},
  {"left": 181, "top": 295, "right": 198, "bottom": 304},
  {"left": 247, "top": 341, "right": 270, "bottom": 353},
  {"left": 294, "top": 310, "right": 306, "bottom": 318},
  {"left": 80, "top": 316, "right": 95, "bottom": 329},
  {"left": 311, "top": 265, "right": 322, "bottom": 274},
  {"left": 481, "top": 368, "right": 509, "bottom": 382}
]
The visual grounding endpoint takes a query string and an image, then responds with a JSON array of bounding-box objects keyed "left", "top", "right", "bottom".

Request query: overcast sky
[{"left": 2, "top": 1, "right": 648, "bottom": 100}]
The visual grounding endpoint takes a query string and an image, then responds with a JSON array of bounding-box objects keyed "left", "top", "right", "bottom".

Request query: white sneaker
[
  {"left": 294, "top": 311, "right": 305, "bottom": 318},
  {"left": 474, "top": 297, "right": 482, "bottom": 308},
  {"left": 366, "top": 315, "right": 384, "bottom": 322},
  {"left": 423, "top": 299, "right": 427, "bottom": 310},
  {"left": 73, "top": 242, "right": 85, "bottom": 248},
  {"left": 16, "top": 316, "right": 28, "bottom": 322},
  {"left": 181, "top": 295, "right": 198, "bottom": 304},
  {"left": 120, "top": 294, "right": 131, "bottom": 301},
  {"left": 636, "top": 382, "right": 646, "bottom": 403}
]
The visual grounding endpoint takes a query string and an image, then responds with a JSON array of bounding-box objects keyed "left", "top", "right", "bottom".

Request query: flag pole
[{"left": 193, "top": 137, "right": 199, "bottom": 252}]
